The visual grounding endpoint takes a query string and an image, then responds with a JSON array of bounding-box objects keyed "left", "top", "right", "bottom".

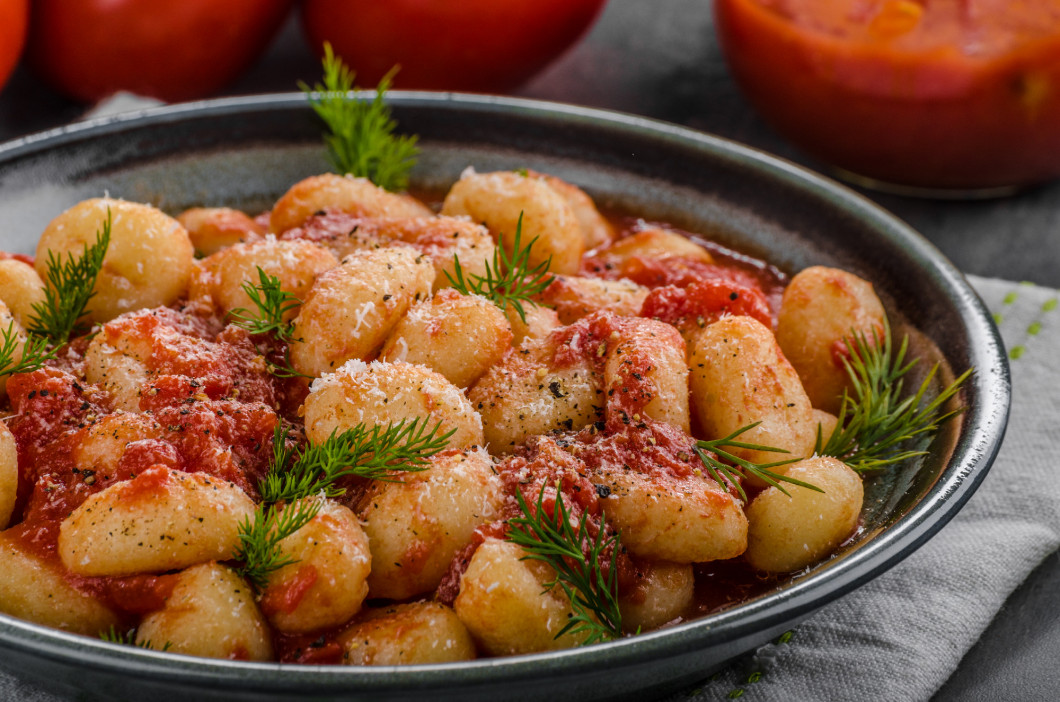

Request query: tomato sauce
[
  {"left": 74, "top": 572, "right": 180, "bottom": 616},
  {"left": 274, "top": 630, "right": 345, "bottom": 665},
  {"left": 261, "top": 565, "right": 319, "bottom": 618},
  {"left": 3, "top": 304, "right": 287, "bottom": 603},
  {"left": 716, "top": 0, "right": 1060, "bottom": 189},
  {"left": 641, "top": 279, "right": 773, "bottom": 334}
]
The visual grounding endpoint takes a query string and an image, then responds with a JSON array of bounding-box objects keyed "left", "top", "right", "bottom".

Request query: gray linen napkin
[
  {"left": 680, "top": 275, "right": 1060, "bottom": 701},
  {"left": 0, "top": 274, "right": 1052, "bottom": 700}
]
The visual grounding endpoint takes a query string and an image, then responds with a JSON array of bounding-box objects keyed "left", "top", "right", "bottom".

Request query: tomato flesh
[{"left": 715, "top": 0, "right": 1060, "bottom": 190}]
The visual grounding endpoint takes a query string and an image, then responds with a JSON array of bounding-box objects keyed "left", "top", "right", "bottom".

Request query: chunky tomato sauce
[{"left": 4, "top": 306, "right": 284, "bottom": 594}]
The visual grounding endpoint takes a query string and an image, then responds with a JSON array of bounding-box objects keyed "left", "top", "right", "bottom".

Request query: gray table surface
[{"left": 1, "top": 1, "right": 1058, "bottom": 700}]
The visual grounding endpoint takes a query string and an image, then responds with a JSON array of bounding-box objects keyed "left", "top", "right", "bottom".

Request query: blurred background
[{"left": 1, "top": 0, "right": 1059, "bottom": 698}]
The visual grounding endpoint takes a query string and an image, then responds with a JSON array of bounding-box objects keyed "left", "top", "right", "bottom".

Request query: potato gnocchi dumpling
[
  {"left": 776, "top": 266, "right": 887, "bottom": 413},
  {"left": 36, "top": 198, "right": 194, "bottom": 323},
  {"left": 289, "top": 216, "right": 496, "bottom": 292},
  {"left": 0, "top": 166, "right": 949, "bottom": 667},
  {"left": 597, "top": 467, "right": 748, "bottom": 563},
  {"left": 0, "top": 300, "right": 25, "bottom": 398},
  {"left": 59, "top": 466, "right": 255, "bottom": 577},
  {"left": 290, "top": 246, "right": 434, "bottom": 377},
  {"left": 339, "top": 601, "right": 476, "bottom": 666},
  {"left": 689, "top": 315, "right": 817, "bottom": 468},
  {"left": 189, "top": 238, "right": 338, "bottom": 319},
  {"left": 618, "top": 561, "right": 695, "bottom": 633},
  {"left": 178, "top": 207, "right": 265, "bottom": 257},
  {"left": 441, "top": 169, "right": 585, "bottom": 275},
  {"left": 525, "top": 169, "right": 615, "bottom": 250},
  {"left": 469, "top": 338, "right": 602, "bottom": 453},
  {"left": 745, "top": 457, "right": 864, "bottom": 573},
  {"left": 0, "top": 533, "right": 120, "bottom": 635},
  {"left": 506, "top": 300, "right": 560, "bottom": 345},
  {"left": 0, "top": 257, "right": 45, "bottom": 329},
  {"left": 379, "top": 289, "right": 512, "bottom": 389},
  {"left": 0, "top": 424, "right": 16, "bottom": 529},
  {"left": 536, "top": 275, "right": 648, "bottom": 324},
  {"left": 303, "top": 358, "right": 484, "bottom": 450},
  {"left": 261, "top": 499, "right": 372, "bottom": 634},
  {"left": 269, "top": 174, "right": 433, "bottom": 234},
  {"left": 359, "top": 447, "right": 503, "bottom": 600},
  {"left": 136, "top": 562, "right": 272, "bottom": 660},
  {"left": 454, "top": 538, "right": 583, "bottom": 656}
]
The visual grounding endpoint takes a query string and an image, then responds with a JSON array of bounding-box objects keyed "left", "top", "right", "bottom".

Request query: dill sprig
[
  {"left": 99, "top": 625, "right": 171, "bottom": 652},
  {"left": 233, "top": 418, "right": 454, "bottom": 589},
  {"left": 260, "top": 418, "right": 455, "bottom": 503},
  {"left": 694, "top": 425, "right": 818, "bottom": 501},
  {"left": 506, "top": 484, "right": 623, "bottom": 646},
  {"left": 229, "top": 267, "right": 301, "bottom": 342},
  {"left": 816, "top": 320, "right": 971, "bottom": 473},
  {"left": 301, "top": 43, "right": 419, "bottom": 192},
  {"left": 445, "top": 213, "right": 555, "bottom": 323},
  {"left": 0, "top": 321, "right": 55, "bottom": 378},
  {"left": 227, "top": 266, "right": 308, "bottom": 379},
  {"left": 28, "top": 209, "right": 111, "bottom": 345},
  {"left": 234, "top": 498, "right": 323, "bottom": 591}
]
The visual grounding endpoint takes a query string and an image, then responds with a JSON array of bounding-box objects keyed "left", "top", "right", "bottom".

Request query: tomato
[
  {"left": 26, "top": 0, "right": 294, "bottom": 103},
  {"left": 715, "top": 0, "right": 1060, "bottom": 191},
  {"left": 300, "top": 0, "right": 609, "bottom": 93},
  {"left": 0, "top": 0, "right": 28, "bottom": 94}
]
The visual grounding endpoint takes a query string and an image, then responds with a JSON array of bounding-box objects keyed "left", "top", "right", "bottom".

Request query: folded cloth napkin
[
  {"left": 0, "top": 270, "right": 1051, "bottom": 702},
  {"left": 678, "top": 275, "right": 1060, "bottom": 702}
]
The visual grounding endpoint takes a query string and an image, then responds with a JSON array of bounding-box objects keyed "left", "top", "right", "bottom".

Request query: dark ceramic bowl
[{"left": 0, "top": 94, "right": 1009, "bottom": 702}]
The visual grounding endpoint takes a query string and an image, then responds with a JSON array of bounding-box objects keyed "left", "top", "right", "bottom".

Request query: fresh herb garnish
[
  {"left": 260, "top": 418, "right": 455, "bottom": 503},
  {"left": 229, "top": 267, "right": 302, "bottom": 342},
  {"left": 227, "top": 266, "right": 308, "bottom": 379},
  {"left": 694, "top": 425, "right": 816, "bottom": 501},
  {"left": 506, "top": 484, "right": 623, "bottom": 645},
  {"left": 234, "top": 498, "right": 323, "bottom": 591},
  {"left": 301, "top": 43, "right": 419, "bottom": 192},
  {"left": 234, "top": 418, "right": 453, "bottom": 589},
  {"left": 0, "top": 321, "right": 55, "bottom": 378},
  {"left": 28, "top": 208, "right": 111, "bottom": 345},
  {"left": 445, "top": 213, "right": 555, "bottom": 323},
  {"left": 99, "top": 625, "right": 171, "bottom": 651},
  {"left": 816, "top": 320, "right": 971, "bottom": 473}
]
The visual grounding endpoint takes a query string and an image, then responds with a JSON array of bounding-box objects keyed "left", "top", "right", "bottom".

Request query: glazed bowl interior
[{"left": 0, "top": 94, "right": 1009, "bottom": 702}]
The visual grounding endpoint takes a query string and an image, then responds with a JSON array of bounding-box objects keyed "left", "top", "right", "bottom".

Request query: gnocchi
[
  {"left": 0, "top": 164, "right": 953, "bottom": 669},
  {"left": 36, "top": 198, "right": 194, "bottom": 323},
  {"left": 58, "top": 465, "right": 256, "bottom": 577},
  {"left": 289, "top": 246, "right": 434, "bottom": 376},
  {"left": 339, "top": 601, "right": 476, "bottom": 665},
  {"left": 776, "top": 266, "right": 887, "bottom": 413},
  {"left": 260, "top": 499, "right": 372, "bottom": 634},
  {"left": 135, "top": 562, "right": 272, "bottom": 660},
  {"left": 359, "top": 447, "right": 503, "bottom": 599},
  {"left": 441, "top": 169, "right": 585, "bottom": 275}
]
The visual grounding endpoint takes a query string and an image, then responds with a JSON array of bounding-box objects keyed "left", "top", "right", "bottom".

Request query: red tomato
[
  {"left": 0, "top": 0, "right": 28, "bottom": 93},
  {"left": 715, "top": 0, "right": 1060, "bottom": 191},
  {"left": 26, "top": 0, "right": 294, "bottom": 103},
  {"left": 300, "top": 0, "right": 609, "bottom": 93}
]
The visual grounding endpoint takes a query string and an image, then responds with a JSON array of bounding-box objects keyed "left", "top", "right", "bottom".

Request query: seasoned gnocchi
[
  {"left": 36, "top": 198, "right": 194, "bottom": 323},
  {"left": 58, "top": 465, "right": 256, "bottom": 577},
  {"left": 289, "top": 246, "right": 434, "bottom": 376},
  {"left": 0, "top": 164, "right": 956, "bottom": 668}
]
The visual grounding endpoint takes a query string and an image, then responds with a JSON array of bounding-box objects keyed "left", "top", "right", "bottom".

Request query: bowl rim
[{"left": 0, "top": 92, "right": 1011, "bottom": 694}]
